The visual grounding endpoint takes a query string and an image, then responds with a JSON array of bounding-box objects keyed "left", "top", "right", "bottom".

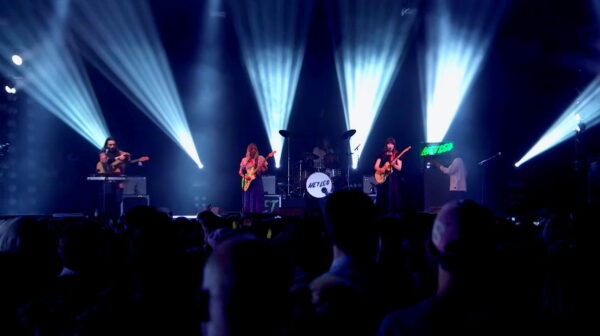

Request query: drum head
[{"left": 305, "top": 172, "right": 332, "bottom": 198}]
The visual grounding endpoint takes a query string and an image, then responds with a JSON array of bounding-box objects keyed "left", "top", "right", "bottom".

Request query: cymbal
[
  {"left": 341, "top": 129, "right": 356, "bottom": 139},
  {"left": 279, "top": 130, "right": 306, "bottom": 139}
]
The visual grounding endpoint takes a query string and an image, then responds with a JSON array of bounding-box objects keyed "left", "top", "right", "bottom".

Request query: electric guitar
[
  {"left": 374, "top": 146, "right": 411, "bottom": 184},
  {"left": 111, "top": 156, "right": 150, "bottom": 168},
  {"left": 97, "top": 156, "right": 150, "bottom": 175},
  {"left": 241, "top": 151, "right": 276, "bottom": 191},
  {"left": 128, "top": 156, "right": 150, "bottom": 165}
]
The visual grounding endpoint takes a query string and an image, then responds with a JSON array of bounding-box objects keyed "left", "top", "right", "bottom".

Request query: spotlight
[
  {"left": 4, "top": 85, "right": 16, "bottom": 94},
  {"left": 11, "top": 54, "right": 22, "bottom": 66}
]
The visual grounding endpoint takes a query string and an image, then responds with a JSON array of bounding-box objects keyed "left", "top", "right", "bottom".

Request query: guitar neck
[{"left": 393, "top": 147, "right": 411, "bottom": 161}]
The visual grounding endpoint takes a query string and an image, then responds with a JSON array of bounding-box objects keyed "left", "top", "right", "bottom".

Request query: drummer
[{"left": 312, "top": 137, "right": 335, "bottom": 171}]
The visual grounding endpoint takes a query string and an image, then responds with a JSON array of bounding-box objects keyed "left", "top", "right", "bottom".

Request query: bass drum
[{"left": 305, "top": 172, "right": 333, "bottom": 198}]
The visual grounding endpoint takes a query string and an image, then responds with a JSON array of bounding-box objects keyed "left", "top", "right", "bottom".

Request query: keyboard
[{"left": 86, "top": 176, "right": 128, "bottom": 181}]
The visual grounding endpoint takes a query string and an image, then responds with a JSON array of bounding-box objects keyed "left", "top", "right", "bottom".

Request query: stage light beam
[
  {"left": 71, "top": 0, "right": 203, "bottom": 168},
  {"left": 229, "top": 0, "right": 314, "bottom": 168},
  {"left": 0, "top": 1, "right": 110, "bottom": 148},
  {"left": 515, "top": 76, "right": 600, "bottom": 168},
  {"left": 332, "top": 0, "right": 416, "bottom": 169},
  {"left": 422, "top": 1, "right": 505, "bottom": 143}
]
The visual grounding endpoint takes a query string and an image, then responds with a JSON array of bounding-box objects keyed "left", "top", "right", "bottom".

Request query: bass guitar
[
  {"left": 111, "top": 155, "right": 150, "bottom": 169},
  {"left": 97, "top": 156, "right": 150, "bottom": 175},
  {"left": 241, "top": 151, "right": 276, "bottom": 191},
  {"left": 374, "top": 146, "right": 411, "bottom": 185}
]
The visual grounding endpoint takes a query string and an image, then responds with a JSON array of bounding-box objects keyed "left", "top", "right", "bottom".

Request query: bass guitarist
[
  {"left": 373, "top": 137, "right": 406, "bottom": 213},
  {"left": 239, "top": 143, "right": 269, "bottom": 214}
]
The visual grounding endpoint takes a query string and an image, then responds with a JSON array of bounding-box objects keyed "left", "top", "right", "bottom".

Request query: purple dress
[
  {"left": 241, "top": 156, "right": 266, "bottom": 214},
  {"left": 375, "top": 152, "right": 405, "bottom": 213}
]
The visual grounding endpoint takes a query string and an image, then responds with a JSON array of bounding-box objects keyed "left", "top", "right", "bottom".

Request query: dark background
[{"left": 2, "top": 0, "right": 600, "bottom": 216}]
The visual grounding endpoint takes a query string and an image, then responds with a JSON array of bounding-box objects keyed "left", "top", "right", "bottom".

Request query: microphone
[{"left": 354, "top": 144, "right": 361, "bottom": 151}]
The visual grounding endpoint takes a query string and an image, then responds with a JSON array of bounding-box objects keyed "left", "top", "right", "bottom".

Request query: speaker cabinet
[
  {"left": 123, "top": 177, "right": 147, "bottom": 195},
  {"left": 120, "top": 195, "right": 150, "bottom": 215},
  {"left": 262, "top": 175, "right": 276, "bottom": 195},
  {"left": 424, "top": 163, "right": 449, "bottom": 213}
]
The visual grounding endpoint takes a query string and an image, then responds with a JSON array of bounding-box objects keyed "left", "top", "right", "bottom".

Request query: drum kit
[
  {"left": 291, "top": 152, "right": 342, "bottom": 198},
  {"left": 280, "top": 129, "right": 356, "bottom": 199}
]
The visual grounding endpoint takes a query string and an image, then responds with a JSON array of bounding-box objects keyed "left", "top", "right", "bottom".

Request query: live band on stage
[
  {"left": 89, "top": 132, "right": 466, "bottom": 217},
  {"left": 237, "top": 130, "right": 467, "bottom": 216}
]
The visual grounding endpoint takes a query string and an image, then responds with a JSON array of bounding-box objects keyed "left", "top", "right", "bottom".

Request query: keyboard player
[
  {"left": 93, "top": 137, "right": 130, "bottom": 218},
  {"left": 96, "top": 137, "right": 130, "bottom": 175}
]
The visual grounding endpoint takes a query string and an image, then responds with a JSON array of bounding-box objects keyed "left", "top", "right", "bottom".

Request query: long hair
[
  {"left": 245, "top": 143, "right": 259, "bottom": 159},
  {"left": 382, "top": 137, "right": 398, "bottom": 156},
  {"left": 103, "top": 137, "right": 117, "bottom": 151}
]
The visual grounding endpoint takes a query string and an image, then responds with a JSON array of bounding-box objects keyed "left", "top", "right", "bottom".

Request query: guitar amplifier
[
  {"left": 262, "top": 175, "right": 276, "bottom": 195},
  {"left": 423, "top": 162, "right": 449, "bottom": 213},
  {"left": 123, "top": 177, "right": 147, "bottom": 195}
]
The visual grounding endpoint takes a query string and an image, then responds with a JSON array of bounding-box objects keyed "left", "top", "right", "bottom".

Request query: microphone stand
[
  {"left": 478, "top": 152, "right": 501, "bottom": 206},
  {"left": 347, "top": 152, "right": 351, "bottom": 189},
  {"left": 279, "top": 130, "right": 292, "bottom": 198},
  {"left": 340, "top": 130, "right": 357, "bottom": 189},
  {"left": 346, "top": 144, "right": 360, "bottom": 189},
  {"left": 478, "top": 152, "right": 501, "bottom": 166}
]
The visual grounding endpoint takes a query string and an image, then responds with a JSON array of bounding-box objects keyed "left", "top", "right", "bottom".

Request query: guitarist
[
  {"left": 239, "top": 143, "right": 268, "bottom": 214},
  {"left": 373, "top": 137, "right": 405, "bottom": 213},
  {"left": 93, "top": 137, "right": 131, "bottom": 218},
  {"left": 97, "top": 137, "right": 131, "bottom": 175}
]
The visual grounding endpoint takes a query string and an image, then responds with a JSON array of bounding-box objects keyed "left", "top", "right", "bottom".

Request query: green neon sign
[{"left": 420, "top": 142, "right": 454, "bottom": 156}]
